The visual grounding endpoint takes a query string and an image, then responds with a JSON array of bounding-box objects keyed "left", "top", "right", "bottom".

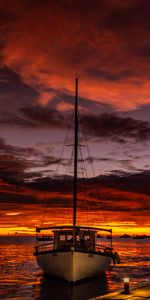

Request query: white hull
[{"left": 36, "top": 250, "right": 111, "bottom": 282}]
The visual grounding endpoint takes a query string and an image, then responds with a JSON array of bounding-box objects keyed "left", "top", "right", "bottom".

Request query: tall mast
[{"left": 73, "top": 78, "right": 78, "bottom": 241}]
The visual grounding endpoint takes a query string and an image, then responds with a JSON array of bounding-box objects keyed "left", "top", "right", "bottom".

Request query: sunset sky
[{"left": 0, "top": 0, "right": 150, "bottom": 235}]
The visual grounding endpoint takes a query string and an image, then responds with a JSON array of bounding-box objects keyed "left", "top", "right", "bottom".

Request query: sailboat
[{"left": 34, "top": 79, "right": 120, "bottom": 282}]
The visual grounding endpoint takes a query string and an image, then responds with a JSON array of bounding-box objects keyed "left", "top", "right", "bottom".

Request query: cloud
[
  {"left": 87, "top": 68, "right": 134, "bottom": 82},
  {"left": 0, "top": 169, "right": 150, "bottom": 232},
  {"left": 1, "top": 173, "right": 150, "bottom": 215},
  {"left": 0, "top": 137, "right": 43, "bottom": 181},
  {"left": 137, "top": 43, "right": 150, "bottom": 59},
  {"left": 20, "top": 105, "right": 66, "bottom": 128},
  {"left": 0, "top": 0, "right": 150, "bottom": 110},
  {"left": 103, "top": 0, "right": 150, "bottom": 30},
  {"left": 0, "top": 137, "right": 41, "bottom": 157},
  {"left": 0, "top": 105, "right": 66, "bottom": 128},
  {"left": 41, "top": 155, "right": 67, "bottom": 167},
  {"left": 1, "top": 0, "right": 150, "bottom": 234},
  {"left": 123, "top": 104, "right": 150, "bottom": 122},
  {"left": 0, "top": 151, "right": 64, "bottom": 182},
  {"left": 81, "top": 113, "right": 150, "bottom": 142},
  {"left": 0, "top": 67, "right": 38, "bottom": 112},
  {"left": 0, "top": 137, "right": 68, "bottom": 182},
  {"left": 1, "top": 105, "right": 150, "bottom": 144},
  {"left": 0, "top": 154, "right": 28, "bottom": 182}
]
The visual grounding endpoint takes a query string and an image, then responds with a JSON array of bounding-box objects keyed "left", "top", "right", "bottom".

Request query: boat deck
[{"left": 34, "top": 242, "right": 113, "bottom": 257}]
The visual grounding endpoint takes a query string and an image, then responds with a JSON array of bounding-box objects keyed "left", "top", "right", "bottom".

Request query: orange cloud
[{"left": 0, "top": 178, "right": 150, "bottom": 235}]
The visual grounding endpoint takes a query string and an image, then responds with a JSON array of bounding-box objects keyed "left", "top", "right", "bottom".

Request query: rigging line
[
  {"left": 65, "top": 148, "right": 73, "bottom": 225},
  {"left": 76, "top": 106, "right": 91, "bottom": 226},
  {"left": 56, "top": 113, "right": 74, "bottom": 226},
  {"left": 55, "top": 125, "right": 71, "bottom": 176},
  {"left": 57, "top": 110, "right": 75, "bottom": 226},
  {"left": 80, "top": 133, "right": 97, "bottom": 226},
  {"left": 79, "top": 118, "right": 108, "bottom": 226},
  {"left": 78, "top": 140, "right": 90, "bottom": 226},
  {"left": 78, "top": 142, "right": 89, "bottom": 180},
  {"left": 79, "top": 115, "right": 96, "bottom": 178},
  {"left": 66, "top": 146, "right": 74, "bottom": 175},
  {"left": 81, "top": 121, "right": 109, "bottom": 225},
  {"left": 84, "top": 134, "right": 95, "bottom": 177},
  {"left": 41, "top": 180, "right": 57, "bottom": 226},
  {"left": 41, "top": 129, "right": 72, "bottom": 227}
]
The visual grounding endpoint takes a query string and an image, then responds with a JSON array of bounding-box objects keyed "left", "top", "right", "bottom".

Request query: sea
[{"left": 0, "top": 236, "right": 150, "bottom": 300}]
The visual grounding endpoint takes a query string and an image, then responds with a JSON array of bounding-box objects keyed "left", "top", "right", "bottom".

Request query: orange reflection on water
[
  {"left": 0, "top": 236, "right": 150, "bottom": 299},
  {"left": 107, "top": 237, "right": 150, "bottom": 290}
]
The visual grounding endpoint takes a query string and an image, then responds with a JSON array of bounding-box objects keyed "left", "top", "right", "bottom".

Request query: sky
[{"left": 0, "top": 0, "right": 150, "bottom": 235}]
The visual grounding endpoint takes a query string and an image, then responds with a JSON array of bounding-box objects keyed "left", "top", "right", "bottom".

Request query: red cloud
[{"left": 1, "top": 0, "right": 150, "bottom": 110}]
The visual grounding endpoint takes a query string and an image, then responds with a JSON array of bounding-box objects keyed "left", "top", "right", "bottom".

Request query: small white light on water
[{"left": 123, "top": 277, "right": 129, "bottom": 283}]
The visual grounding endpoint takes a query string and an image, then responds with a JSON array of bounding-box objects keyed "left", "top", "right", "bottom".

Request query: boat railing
[
  {"left": 34, "top": 241, "right": 113, "bottom": 255},
  {"left": 95, "top": 244, "right": 113, "bottom": 254},
  {"left": 34, "top": 242, "right": 54, "bottom": 254}
]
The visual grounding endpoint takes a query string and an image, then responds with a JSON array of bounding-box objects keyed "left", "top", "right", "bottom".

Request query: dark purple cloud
[
  {"left": 0, "top": 137, "right": 40, "bottom": 156},
  {"left": 81, "top": 113, "right": 150, "bottom": 142},
  {"left": 19, "top": 106, "right": 66, "bottom": 128},
  {"left": 0, "top": 154, "right": 28, "bottom": 182},
  {"left": 0, "top": 137, "right": 67, "bottom": 182},
  {"left": 0, "top": 105, "right": 66, "bottom": 128},
  {"left": 1, "top": 105, "right": 150, "bottom": 143},
  {"left": 0, "top": 67, "right": 38, "bottom": 112}
]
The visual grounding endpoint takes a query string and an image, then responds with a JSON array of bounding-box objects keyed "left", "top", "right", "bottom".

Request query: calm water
[{"left": 0, "top": 236, "right": 150, "bottom": 300}]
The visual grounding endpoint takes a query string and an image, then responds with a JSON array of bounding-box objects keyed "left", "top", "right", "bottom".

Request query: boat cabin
[
  {"left": 53, "top": 228, "right": 96, "bottom": 251},
  {"left": 36, "top": 225, "right": 112, "bottom": 254}
]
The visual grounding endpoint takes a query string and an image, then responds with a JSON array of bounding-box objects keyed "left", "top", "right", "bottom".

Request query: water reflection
[
  {"left": 36, "top": 274, "right": 108, "bottom": 300},
  {"left": 0, "top": 236, "right": 150, "bottom": 299}
]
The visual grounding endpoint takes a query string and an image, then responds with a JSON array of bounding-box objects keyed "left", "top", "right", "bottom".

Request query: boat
[
  {"left": 34, "top": 79, "right": 120, "bottom": 282},
  {"left": 132, "top": 235, "right": 147, "bottom": 239},
  {"left": 37, "top": 235, "right": 53, "bottom": 242},
  {"left": 97, "top": 234, "right": 102, "bottom": 238},
  {"left": 119, "top": 234, "right": 131, "bottom": 238}
]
